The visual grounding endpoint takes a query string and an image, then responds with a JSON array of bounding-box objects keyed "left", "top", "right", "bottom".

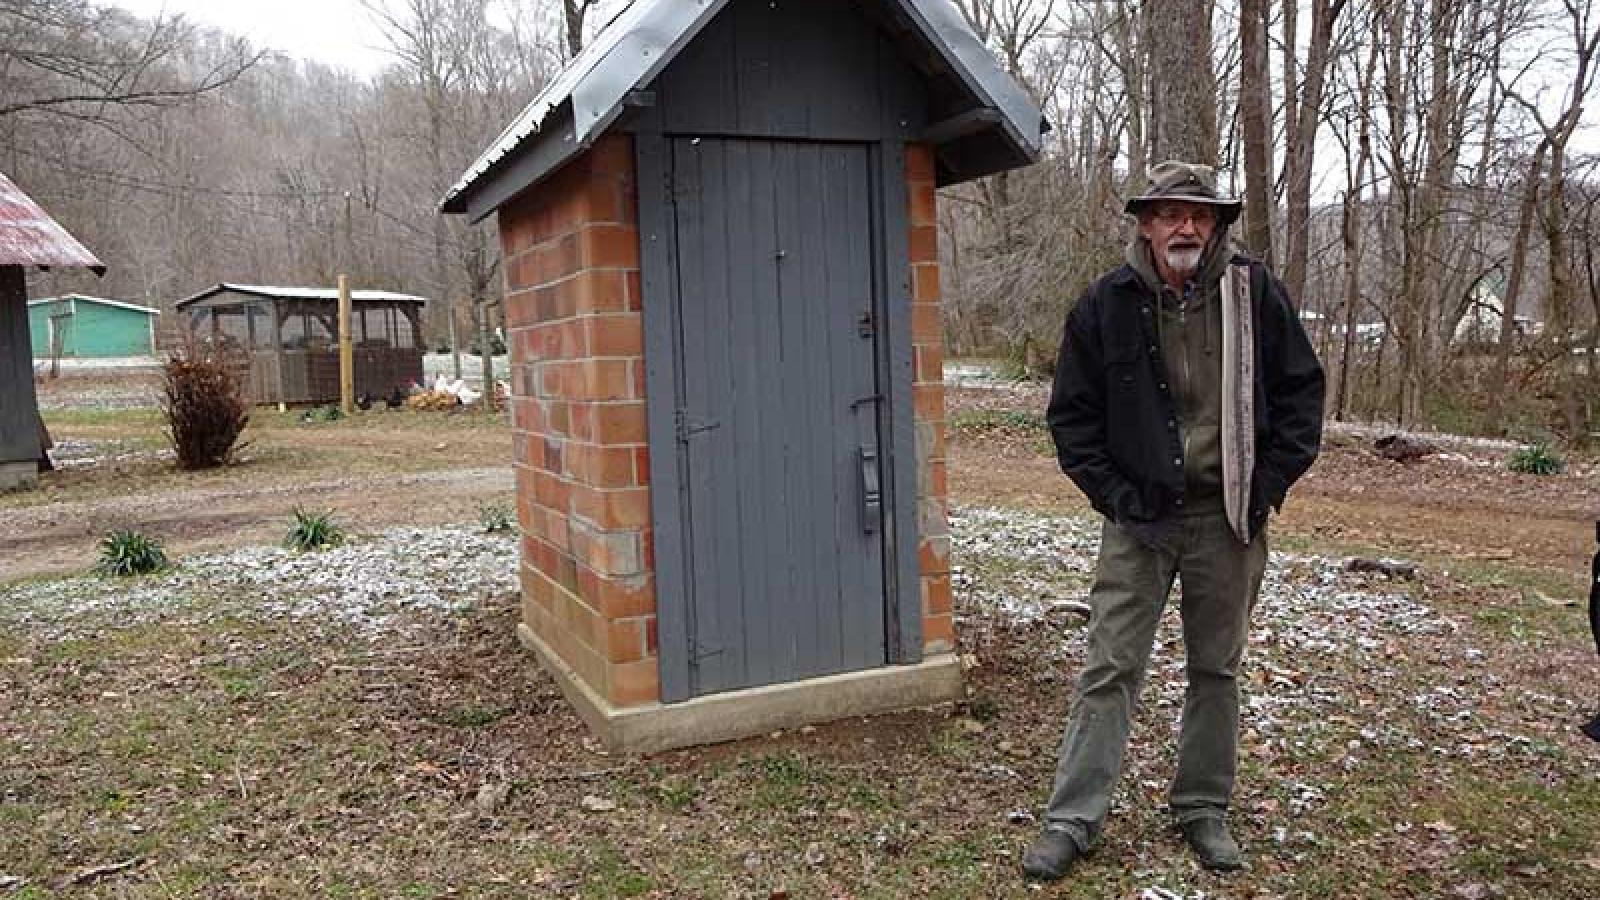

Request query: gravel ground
[{"left": 1, "top": 524, "right": 520, "bottom": 641}]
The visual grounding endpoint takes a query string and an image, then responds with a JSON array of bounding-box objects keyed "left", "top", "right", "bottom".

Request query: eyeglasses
[{"left": 1151, "top": 206, "right": 1217, "bottom": 228}]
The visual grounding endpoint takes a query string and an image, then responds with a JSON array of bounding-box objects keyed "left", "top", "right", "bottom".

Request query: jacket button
[
  {"left": 1159, "top": 382, "right": 1169, "bottom": 391},
  {"left": 1172, "top": 457, "right": 1182, "bottom": 467},
  {"left": 1176, "top": 497, "right": 1185, "bottom": 506},
  {"left": 1148, "top": 344, "right": 1158, "bottom": 355},
  {"left": 1167, "top": 419, "right": 1177, "bottom": 429}
]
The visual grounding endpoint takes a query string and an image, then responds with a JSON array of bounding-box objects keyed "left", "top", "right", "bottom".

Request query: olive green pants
[{"left": 1042, "top": 513, "right": 1267, "bottom": 850}]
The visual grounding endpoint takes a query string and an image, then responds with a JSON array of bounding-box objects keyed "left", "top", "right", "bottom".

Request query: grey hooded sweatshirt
[{"left": 1125, "top": 236, "right": 1232, "bottom": 515}]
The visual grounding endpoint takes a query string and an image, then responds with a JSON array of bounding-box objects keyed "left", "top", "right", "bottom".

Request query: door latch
[
  {"left": 675, "top": 409, "right": 721, "bottom": 442},
  {"left": 859, "top": 445, "right": 882, "bottom": 534},
  {"left": 857, "top": 310, "right": 875, "bottom": 338}
]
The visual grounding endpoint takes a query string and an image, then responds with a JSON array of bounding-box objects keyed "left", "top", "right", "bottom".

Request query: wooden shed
[
  {"left": 176, "top": 283, "right": 427, "bottom": 406},
  {"left": 442, "top": 0, "right": 1044, "bottom": 752},
  {"left": 29, "top": 294, "right": 159, "bottom": 358},
  {"left": 0, "top": 172, "right": 104, "bottom": 492}
]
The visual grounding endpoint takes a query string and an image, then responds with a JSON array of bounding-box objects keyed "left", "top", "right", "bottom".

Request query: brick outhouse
[{"left": 442, "top": 0, "right": 1043, "bottom": 752}]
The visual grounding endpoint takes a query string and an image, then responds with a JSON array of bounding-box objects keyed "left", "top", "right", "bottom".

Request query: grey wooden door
[{"left": 670, "top": 136, "right": 886, "bottom": 697}]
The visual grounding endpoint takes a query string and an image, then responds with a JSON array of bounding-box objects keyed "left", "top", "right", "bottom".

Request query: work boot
[
  {"left": 1582, "top": 712, "right": 1600, "bottom": 743},
  {"left": 1021, "top": 825, "right": 1083, "bottom": 881},
  {"left": 1180, "top": 818, "right": 1244, "bottom": 871}
]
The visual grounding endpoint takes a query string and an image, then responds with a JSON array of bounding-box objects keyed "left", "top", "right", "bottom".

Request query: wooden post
[
  {"left": 338, "top": 274, "right": 354, "bottom": 415},
  {"left": 448, "top": 296, "right": 462, "bottom": 381},
  {"left": 476, "top": 294, "right": 496, "bottom": 414}
]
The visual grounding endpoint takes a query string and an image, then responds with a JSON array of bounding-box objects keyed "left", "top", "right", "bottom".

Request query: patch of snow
[
  {"left": 48, "top": 437, "right": 170, "bottom": 468},
  {"left": 1, "top": 524, "right": 519, "bottom": 641}
]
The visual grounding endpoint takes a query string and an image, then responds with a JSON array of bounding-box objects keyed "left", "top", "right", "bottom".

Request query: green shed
[{"left": 28, "top": 294, "right": 159, "bottom": 358}]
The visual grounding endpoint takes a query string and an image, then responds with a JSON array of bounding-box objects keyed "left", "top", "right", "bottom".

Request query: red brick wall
[
  {"left": 500, "top": 134, "right": 660, "bottom": 708},
  {"left": 907, "top": 143, "right": 954, "bottom": 656}
]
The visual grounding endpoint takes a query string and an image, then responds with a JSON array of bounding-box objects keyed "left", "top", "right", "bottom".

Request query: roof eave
[{"left": 441, "top": 0, "right": 1046, "bottom": 217}]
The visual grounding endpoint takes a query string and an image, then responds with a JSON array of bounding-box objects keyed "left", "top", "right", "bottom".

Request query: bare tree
[
  {"left": 1501, "top": 0, "right": 1600, "bottom": 438},
  {"left": 1146, "top": 0, "right": 1219, "bottom": 164},
  {"left": 1279, "top": 0, "right": 1348, "bottom": 304},
  {"left": 562, "top": 0, "right": 603, "bottom": 58},
  {"left": 0, "top": 0, "right": 262, "bottom": 126},
  {"left": 1237, "top": 0, "right": 1273, "bottom": 261}
]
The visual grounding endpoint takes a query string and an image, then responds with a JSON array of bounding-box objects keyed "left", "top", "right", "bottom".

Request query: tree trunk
[
  {"left": 1487, "top": 141, "right": 1548, "bottom": 424},
  {"left": 1282, "top": 0, "right": 1348, "bottom": 303},
  {"left": 1335, "top": 34, "right": 1379, "bottom": 421},
  {"left": 1238, "top": 0, "right": 1274, "bottom": 261},
  {"left": 1146, "top": 0, "right": 1218, "bottom": 164}
]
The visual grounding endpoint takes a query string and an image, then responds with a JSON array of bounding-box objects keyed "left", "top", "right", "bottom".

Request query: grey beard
[{"left": 1165, "top": 246, "right": 1203, "bottom": 276}]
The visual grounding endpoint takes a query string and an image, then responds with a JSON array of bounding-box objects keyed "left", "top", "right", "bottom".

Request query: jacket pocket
[{"left": 1104, "top": 341, "right": 1142, "bottom": 391}]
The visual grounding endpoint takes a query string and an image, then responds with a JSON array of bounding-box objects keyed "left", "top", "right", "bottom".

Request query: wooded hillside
[{"left": 6, "top": 0, "right": 1599, "bottom": 439}]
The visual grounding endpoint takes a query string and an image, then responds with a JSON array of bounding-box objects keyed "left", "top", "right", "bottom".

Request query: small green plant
[
  {"left": 284, "top": 508, "right": 345, "bottom": 552},
  {"left": 94, "top": 529, "right": 169, "bottom": 576},
  {"left": 434, "top": 704, "right": 508, "bottom": 728},
  {"left": 306, "top": 405, "right": 344, "bottom": 423},
  {"left": 1507, "top": 442, "right": 1564, "bottom": 475},
  {"left": 477, "top": 500, "right": 516, "bottom": 534}
]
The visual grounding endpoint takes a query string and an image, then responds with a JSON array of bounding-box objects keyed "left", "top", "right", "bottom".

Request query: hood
[{"left": 1126, "top": 232, "right": 1234, "bottom": 302}]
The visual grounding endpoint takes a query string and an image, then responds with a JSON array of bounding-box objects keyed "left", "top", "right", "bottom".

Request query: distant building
[
  {"left": 176, "top": 283, "right": 427, "bottom": 406},
  {"left": 1454, "top": 274, "right": 1538, "bottom": 346},
  {"left": 28, "top": 294, "right": 159, "bottom": 358}
]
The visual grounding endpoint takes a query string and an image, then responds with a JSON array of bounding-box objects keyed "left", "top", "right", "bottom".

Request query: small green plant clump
[
  {"left": 284, "top": 508, "right": 346, "bottom": 552},
  {"left": 1507, "top": 443, "right": 1565, "bottom": 476},
  {"left": 95, "top": 529, "right": 169, "bottom": 577},
  {"left": 162, "top": 354, "right": 249, "bottom": 470},
  {"left": 302, "top": 405, "right": 344, "bottom": 423},
  {"left": 477, "top": 501, "right": 516, "bottom": 534}
]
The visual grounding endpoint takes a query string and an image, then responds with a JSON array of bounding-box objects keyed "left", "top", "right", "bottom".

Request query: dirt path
[{"left": 947, "top": 403, "right": 1598, "bottom": 589}]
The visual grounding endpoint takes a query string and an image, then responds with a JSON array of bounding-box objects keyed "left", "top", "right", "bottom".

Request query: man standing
[{"left": 1023, "top": 162, "right": 1325, "bottom": 880}]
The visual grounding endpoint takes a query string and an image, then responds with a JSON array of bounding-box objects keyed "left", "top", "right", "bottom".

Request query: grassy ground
[
  {"left": 20, "top": 407, "right": 510, "bottom": 510},
  {"left": 3, "top": 389, "right": 1598, "bottom": 897},
  {"left": 3, "top": 542, "right": 1596, "bottom": 898}
]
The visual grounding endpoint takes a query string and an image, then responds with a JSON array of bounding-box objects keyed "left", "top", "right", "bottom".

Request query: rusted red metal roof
[{"left": 0, "top": 172, "right": 105, "bottom": 274}]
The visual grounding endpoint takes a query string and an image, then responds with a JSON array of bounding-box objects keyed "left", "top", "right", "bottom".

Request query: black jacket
[{"left": 1046, "top": 256, "right": 1325, "bottom": 539}]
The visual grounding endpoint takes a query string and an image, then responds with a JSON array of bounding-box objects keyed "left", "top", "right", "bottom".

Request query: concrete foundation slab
[
  {"left": 0, "top": 460, "right": 37, "bottom": 492},
  {"left": 517, "top": 623, "right": 963, "bottom": 754}
]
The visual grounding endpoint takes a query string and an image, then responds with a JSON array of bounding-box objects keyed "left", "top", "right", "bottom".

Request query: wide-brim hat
[{"left": 1125, "top": 160, "right": 1242, "bottom": 225}]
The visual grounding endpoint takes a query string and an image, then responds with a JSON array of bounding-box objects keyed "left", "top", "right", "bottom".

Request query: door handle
[{"left": 859, "top": 446, "right": 881, "bottom": 535}]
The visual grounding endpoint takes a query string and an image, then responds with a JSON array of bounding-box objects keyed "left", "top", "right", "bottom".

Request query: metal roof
[
  {"left": 176, "top": 283, "right": 428, "bottom": 309},
  {"left": 441, "top": 0, "right": 1045, "bottom": 219},
  {"left": 29, "top": 294, "right": 160, "bottom": 316},
  {"left": 0, "top": 172, "right": 105, "bottom": 274}
]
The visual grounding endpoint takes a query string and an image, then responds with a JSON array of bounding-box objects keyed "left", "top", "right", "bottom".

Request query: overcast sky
[{"left": 108, "top": 0, "right": 396, "bottom": 78}]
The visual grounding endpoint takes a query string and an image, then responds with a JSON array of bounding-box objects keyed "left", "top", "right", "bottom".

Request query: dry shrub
[{"left": 163, "top": 354, "right": 249, "bottom": 469}]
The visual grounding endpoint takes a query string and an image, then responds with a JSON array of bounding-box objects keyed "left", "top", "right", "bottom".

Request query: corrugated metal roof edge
[
  {"left": 0, "top": 172, "right": 107, "bottom": 275},
  {"left": 176, "top": 284, "right": 429, "bottom": 309},
  {"left": 28, "top": 294, "right": 160, "bottom": 315},
  {"left": 440, "top": 0, "right": 1044, "bottom": 218},
  {"left": 440, "top": 0, "right": 728, "bottom": 218}
]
